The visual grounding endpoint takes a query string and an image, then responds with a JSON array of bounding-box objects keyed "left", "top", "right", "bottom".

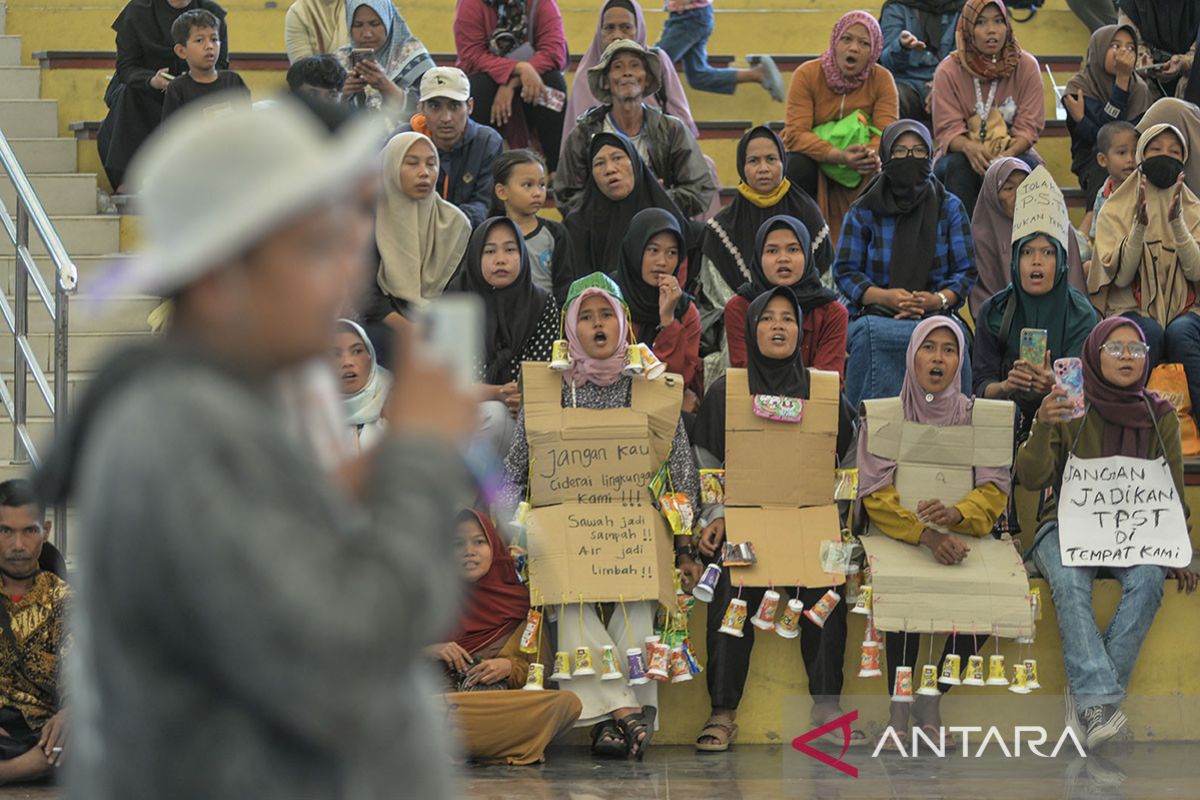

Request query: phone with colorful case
[
  {"left": 1019, "top": 328, "right": 1048, "bottom": 367},
  {"left": 1053, "top": 357, "right": 1086, "bottom": 419}
]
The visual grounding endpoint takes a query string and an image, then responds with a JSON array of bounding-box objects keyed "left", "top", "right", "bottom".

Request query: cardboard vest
[
  {"left": 520, "top": 363, "right": 682, "bottom": 607},
  {"left": 722, "top": 368, "right": 845, "bottom": 587},
  {"left": 858, "top": 397, "right": 1032, "bottom": 637}
]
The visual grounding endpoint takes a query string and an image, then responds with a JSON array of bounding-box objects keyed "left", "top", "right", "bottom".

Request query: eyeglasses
[
  {"left": 1108, "top": 42, "right": 1137, "bottom": 53},
  {"left": 891, "top": 145, "right": 929, "bottom": 159},
  {"left": 1099, "top": 341, "right": 1149, "bottom": 358}
]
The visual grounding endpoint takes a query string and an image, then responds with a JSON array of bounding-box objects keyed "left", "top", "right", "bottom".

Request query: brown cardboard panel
[
  {"left": 861, "top": 531, "right": 1033, "bottom": 639},
  {"left": 526, "top": 502, "right": 675, "bottom": 607},
  {"left": 725, "top": 505, "right": 846, "bottom": 588}
]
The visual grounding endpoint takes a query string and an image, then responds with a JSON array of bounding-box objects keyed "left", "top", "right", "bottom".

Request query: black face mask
[
  {"left": 883, "top": 155, "right": 933, "bottom": 188},
  {"left": 1141, "top": 155, "right": 1186, "bottom": 190}
]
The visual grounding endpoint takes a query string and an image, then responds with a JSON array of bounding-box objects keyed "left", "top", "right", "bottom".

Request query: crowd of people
[{"left": 15, "top": 0, "right": 1200, "bottom": 791}]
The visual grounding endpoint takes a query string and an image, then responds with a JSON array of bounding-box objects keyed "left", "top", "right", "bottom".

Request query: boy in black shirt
[{"left": 161, "top": 9, "right": 249, "bottom": 121}]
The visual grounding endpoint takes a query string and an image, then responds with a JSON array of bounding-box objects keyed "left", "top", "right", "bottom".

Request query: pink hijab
[
  {"left": 565, "top": 287, "right": 629, "bottom": 388},
  {"left": 561, "top": 0, "right": 697, "bottom": 153},
  {"left": 858, "top": 317, "right": 1013, "bottom": 497},
  {"left": 820, "top": 10, "right": 884, "bottom": 95}
]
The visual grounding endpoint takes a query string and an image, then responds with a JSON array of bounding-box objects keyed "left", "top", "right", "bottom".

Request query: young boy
[
  {"left": 1088, "top": 120, "right": 1139, "bottom": 242},
  {"left": 654, "top": 1, "right": 783, "bottom": 100},
  {"left": 286, "top": 54, "right": 347, "bottom": 104},
  {"left": 161, "top": 9, "right": 249, "bottom": 121}
]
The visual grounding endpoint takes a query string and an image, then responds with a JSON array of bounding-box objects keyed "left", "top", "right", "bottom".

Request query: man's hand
[
  {"left": 467, "top": 658, "right": 513, "bottom": 686},
  {"left": 1167, "top": 567, "right": 1199, "bottom": 594},
  {"left": 38, "top": 710, "right": 66, "bottom": 767},
  {"left": 917, "top": 499, "right": 964, "bottom": 529},
  {"left": 919, "top": 528, "right": 970, "bottom": 565},
  {"left": 429, "top": 641, "right": 473, "bottom": 672},
  {"left": 699, "top": 518, "right": 726, "bottom": 557},
  {"left": 677, "top": 554, "right": 703, "bottom": 592},
  {"left": 899, "top": 30, "right": 926, "bottom": 50},
  {"left": 149, "top": 67, "right": 172, "bottom": 92}
]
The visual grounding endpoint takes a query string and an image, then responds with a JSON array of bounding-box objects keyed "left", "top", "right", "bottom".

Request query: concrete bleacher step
[
  {"left": 0, "top": 99, "right": 59, "bottom": 139},
  {"left": 0, "top": 254, "right": 123, "bottom": 292},
  {"left": 27, "top": 215, "right": 118, "bottom": 257},
  {"left": 0, "top": 331, "right": 146, "bottom": 373},
  {"left": 0, "top": 66, "right": 40, "bottom": 99},
  {"left": 4, "top": 138, "right": 77, "bottom": 173},
  {"left": 10, "top": 294, "right": 156, "bottom": 335},
  {"left": 0, "top": 173, "right": 97, "bottom": 215},
  {"left": 0, "top": 36, "right": 20, "bottom": 66}
]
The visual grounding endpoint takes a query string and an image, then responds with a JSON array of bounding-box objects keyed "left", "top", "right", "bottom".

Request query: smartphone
[
  {"left": 1053, "top": 357, "right": 1086, "bottom": 420},
  {"left": 534, "top": 86, "right": 566, "bottom": 112},
  {"left": 349, "top": 48, "right": 375, "bottom": 67},
  {"left": 1019, "top": 328, "right": 1048, "bottom": 367},
  {"left": 1137, "top": 62, "right": 1170, "bottom": 76},
  {"left": 419, "top": 294, "right": 482, "bottom": 391}
]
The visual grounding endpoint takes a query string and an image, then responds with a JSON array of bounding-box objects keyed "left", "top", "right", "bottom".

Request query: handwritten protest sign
[
  {"left": 1058, "top": 454, "right": 1191, "bottom": 568},
  {"left": 1011, "top": 164, "right": 1070, "bottom": 251}
]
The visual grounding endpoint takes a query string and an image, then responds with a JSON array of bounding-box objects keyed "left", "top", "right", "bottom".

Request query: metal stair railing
[{"left": 0, "top": 128, "right": 79, "bottom": 553}]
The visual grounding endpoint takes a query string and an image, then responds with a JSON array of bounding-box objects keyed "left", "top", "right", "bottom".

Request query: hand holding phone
[{"left": 1052, "top": 357, "right": 1086, "bottom": 420}]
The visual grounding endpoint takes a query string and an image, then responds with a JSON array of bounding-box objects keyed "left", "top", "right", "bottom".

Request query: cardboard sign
[
  {"left": 1058, "top": 454, "right": 1191, "bottom": 568},
  {"left": 861, "top": 531, "right": 1033, "bottom": 638},
  {"left": 725, "top": 505, "right": 846, "bottom": 588},
  {"left": 525, "top": 503, "right": 676, "bottom": 608},
  {"left": 863, "top": 397, "right": 1014, "bottom": 509},
  {"left": 724, "top": 368, "right": 840, "bottom": 508},
  {"left": 1011, "top": 164, "right": 1070, "bottom": 251}
]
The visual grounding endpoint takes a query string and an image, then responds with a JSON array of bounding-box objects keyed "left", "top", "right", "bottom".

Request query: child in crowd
[
  {"left": 490, "top": 150, "right": 575, "bottom": 301},
  {"left": 286, "top": 54, "right": 348, "bottom": 103},
  {"left": 161, "top": 9, "right": 249, "bottom": 120},
  {"left": 1088, "top": 120, "right": 1139, "bottom": 242},
  {"left": 653, "top": 1, "right": 783, "bottom": 101}
]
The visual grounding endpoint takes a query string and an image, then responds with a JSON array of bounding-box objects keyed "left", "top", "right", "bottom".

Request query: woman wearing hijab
[
  {"left": 722, "top": 217, "right": 847, "bottom": 379},
  {"left": 858, "top": 317, "right": 1013, "bottom": 750},
  {"left": 563, "top": 0, "right": 696, "bottom": 151},
  {"left": 363, "top": 132, "right": 471, "bottom": 333},
  {"left": 688, "top": 286, "right": 861, "bottom": 753},
  {"left": 454, "top": 0, "right": 568, "bottom": 170},
  {"left": 334, "top": 0, "right": 434, "bottom": 119},
  {"left": 431, "top": 510, "right": 583, "bottom": 764},
  {"left": 973, "top": 231, "right": 1098, "bottom": 436},
  {"left": 96, "top": 0, "right": 230, "bottom": 191},
  {"left": 332, "top": 319, "right": 392, "bottom": 451},
  {"left": 285, "top": 0, "right": 348, "bottom": 62},
  {"left": 499, "top": 273, "right": 700, "bottom": 761},
  {"left": 833, "top": 120, "right": 975, "bottom": 409},
  {"left": 1137, "top": 98, "right": 1200, "bottom": 193},
  {"left": 1117, "top": 0, "right": 1200, "bottom": 99},
  {"left": 782, "top": 10, "right": 898, "bottom": 249},
  {"left": 879, "top": 0, "right": 965, "bottom": 123},
  {"left": 970, "top": 158, "right": 1087, "bottom": 319},
  {"left": 1019, "top": 317, "right": 1195, "bottom": 752},
  {"left": 931, "top": 0, "right": 1043, "bottom": 216},
  {"left": 1092, "top": 122, "right": 1200, "bottom": 423},
  {"left": 1065, "top": 25, "right": 1153, "bottom": 211},
  {"left": 614, "top": 208, "right": 703, "bottom": 399},
  {"left": 448, "top": 217, "right": 557, "bottom": 453},
  {"left": 699, "top": 127, "right": 833, "bottom": 378},
  {"left": 564, "top": 132, "right": 688, "bottom": 280}
]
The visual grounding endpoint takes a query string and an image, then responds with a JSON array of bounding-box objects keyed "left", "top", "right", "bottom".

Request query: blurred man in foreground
[{"left": 36, "top": 100, "right": 475, "bottom": 799}]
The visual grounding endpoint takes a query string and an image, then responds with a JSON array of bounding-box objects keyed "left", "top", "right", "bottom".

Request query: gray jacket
[
  {"left": 554, "top": 103, "right": 716, "bottom": 218},
  {"left": 51, "top": 346, "right": 471, "bottom": 799}
]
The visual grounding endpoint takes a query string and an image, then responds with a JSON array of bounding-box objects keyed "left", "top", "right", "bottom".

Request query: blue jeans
[
  {"left": 1032, "top": 524, "right": 1166, "bottom": 709},
  {"left": 654, "top": 6, "right": 738, "bottom": 95},
  {"left": 845, "top": 314, "right": 972, "bottom": 409},
  {"left": 1121, "top": 311, "right": 1200, "bottom": 427}
]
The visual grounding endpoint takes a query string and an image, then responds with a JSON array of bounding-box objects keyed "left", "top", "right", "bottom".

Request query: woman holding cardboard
[
  {"left": 689, "top": 286, "right": 859, "bottom": 752},
  {"left": 499, "top": 273, "right": 699, "bottom": 761},
  {"left": 858, "top": 317, "right": 1014, "bottom": 748}
]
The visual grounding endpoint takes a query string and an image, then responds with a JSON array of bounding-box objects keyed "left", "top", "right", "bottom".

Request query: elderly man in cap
[
  {"left": 36, "top": 101, "right": 476, "bottom": 798},
  {"left": 399, "top": 65, "right": 502, "bottom": 227},
  {"left": 554, "top": 38, "right": 715, "bottom": 217}
]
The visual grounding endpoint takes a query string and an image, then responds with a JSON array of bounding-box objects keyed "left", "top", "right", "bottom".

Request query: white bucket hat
[{"left": 116, "top": 97, "right": 384, "bottom": 297}]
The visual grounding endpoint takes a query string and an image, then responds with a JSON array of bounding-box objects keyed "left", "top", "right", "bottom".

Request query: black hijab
[
  {"left": 112, "top": 0, "right": 230, "bottom": 76},
  {"left": 853, "top": 119, "right": 944, "bottom": 292},
  {"left": 1117, "top": 0, "right": 1200, "bottom": 58},
  {"left": 615, "top": 207, "right": 694, "bottom": 343},
  {"left": 450, "top": 217, "right": 551, "bottom": 385},
  {"left": 702, "top": 126, "right": 833, "bottom": 290},
  {"left": 736, "top": 215, "right": 840, "bottom": 313},
  {"left": 564, "top": 132, "right": 687, "bottom": 278},
  {"left": 744, "top": 286, "right": 811, "bottom": 398}
]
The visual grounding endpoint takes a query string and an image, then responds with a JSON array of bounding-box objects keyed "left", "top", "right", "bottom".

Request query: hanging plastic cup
[
  {"left": 775, "top": 598, "right": 803, "bottom": 639},
  {"left": 692, "top": 563, "right": 722, "bottom": 603},
  {"left": 549, "top": 651, "right": 572, "bottom": 681},
  {"left": 986, "top": 654, "right": 1009, "bottom": 686},
  {"left": 523, "top": 662, "right": 545, "bottom": 691},
  {"left": 572, "top": 646, "right": 596, "bottom": 677},
  {"left": 803, "top": 589, "right": 841, "bottom": 628},
  {"left": 939, "top": 653, "right": 962, "bottom": 686},
  {"left": 549, "top": 339, "right": 571, "bottom": 370},
  {"left": 858, "top": 640, "right": 882, "bottom": 678},
  {"left": 916, "top": 664, "right": 941, "bottom": 696},
  {"left": 891, "top": 666, "right": 914, "bottom": 703},
  {"left": 750, "top": 590, "right": 781, "bottom": 631}
]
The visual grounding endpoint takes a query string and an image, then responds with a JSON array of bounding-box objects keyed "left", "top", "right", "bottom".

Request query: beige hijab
[
  {"left": 1092, "top": 122, "right": 1200, "bottom": 325},
  {"left": 375, "top": 132, "right": 470, "bottom": 306},
  {"left": 288, "top": 0, "right": 348, "bottom": 55}
]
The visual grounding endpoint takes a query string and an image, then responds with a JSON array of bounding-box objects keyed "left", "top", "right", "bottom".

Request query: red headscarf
[
  {"left": 955, "top": 0, "right": 1023, "bottom": 81},
  {"left": 1081, "top": 317, "right": 1174, "bottom": 458},
  {"left": 450, "top": 510, "right": 531, "bottom": 655},
  {"left": 819, "top": 10, "right": 883, "bottom": 95}
]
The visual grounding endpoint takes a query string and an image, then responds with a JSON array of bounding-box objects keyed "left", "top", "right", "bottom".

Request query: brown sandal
[{"left": 696, "top": 716, "right": 738, "bottom": 752}]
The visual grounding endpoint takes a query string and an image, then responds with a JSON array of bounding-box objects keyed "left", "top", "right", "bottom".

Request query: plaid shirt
[{"left": 833, "top": 192, "right": 977, "bottom": 314}]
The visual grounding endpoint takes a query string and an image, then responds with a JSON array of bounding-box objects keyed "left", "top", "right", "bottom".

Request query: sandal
[
  {"left": 615, "top": 706, "right": 657, "bottom": 761},
  {"left": 913, "top": 722, "right": 956, "bottom": 750},
  {"left": 876, "top": 729, "right": 910, "bottom": 752},
  {"left": 696, "top": 715, "right": 738, "bottom": 752},
  {"left": 590, "top": 720, "right": 626, "bottom": 759}
]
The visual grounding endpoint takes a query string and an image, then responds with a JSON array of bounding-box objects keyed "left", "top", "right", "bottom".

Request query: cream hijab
[
  {"left": 375, "top": 132, "right": 470, "bottom": 306},
  {"left": 338, "top": 319, "right": 392, "bottom": 427},
  {"left": 289, "top": 0, "right": 348, "bottom": 56},
  {"left": 1092, "top": 122, "right": 1200, "bottom": 326}
]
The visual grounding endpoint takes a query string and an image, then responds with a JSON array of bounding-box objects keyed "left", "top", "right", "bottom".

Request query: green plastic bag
[{"left": 811, "top": 109, "right": 881, "bottom": 189}]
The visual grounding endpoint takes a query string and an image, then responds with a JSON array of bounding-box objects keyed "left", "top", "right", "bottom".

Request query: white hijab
[
  {"left": 375, "top": 132, "right": 470, "bottom": 306},
  {"left": 338, "top": 319, "right": 392, "bottom": 432}
]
